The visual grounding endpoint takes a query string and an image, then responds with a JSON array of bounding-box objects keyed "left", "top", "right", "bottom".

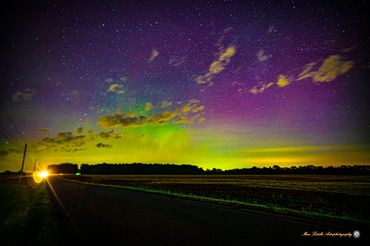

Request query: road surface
[{"left": 48, "top": 177, "right": 361, "bottom": 244}]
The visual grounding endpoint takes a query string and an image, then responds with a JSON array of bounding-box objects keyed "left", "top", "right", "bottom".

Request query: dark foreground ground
[
  {"left": 68, "top": 174, "right": 370, "bottom": 222},
  {"left": 0, "top": 176, "right": 75, "bottom": 245},
  {"left": 47, "top": 177, "right": 367, "bottom": 244}
]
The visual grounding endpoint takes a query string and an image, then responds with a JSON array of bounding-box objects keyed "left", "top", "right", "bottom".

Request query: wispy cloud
[
  {"left": 248, "top": 74, "right": 290, "bottom": 94},
  {"left": 195, "top": 45, "right": 236, "bottom": 86},
  {"left": 249, "top": 82, "right": 275, "bottom": 95},
  {"left": 248, "top": 54, "right": 353, "bottom": 94},
  {"left": 98, "top": 99, "right": 205, "bottom": 128},
  {"left": 107, "top": 84, "right": 125, "bottom": 94},
  {"left": 98, "top": 130, "right": 123, "bottom": 139},
  {"left": 297, "top": 55, "right": 353, "bottom": 82},
  {"left": 36, "top": 132, "right": 86, "bottom": 152},
  {"left": 34, "top": 128, "right": 123, "bottom": 152},
  {"left": 104, "top": 75, "right": 128, "bottom": 95},
  {"left": 148, "top": 48, "right": 159, "bottom": 62},
  {"left": 160, "top": 101, "right": 173, "bottom": 108},
  {"left": 98, "top": 114, "right": 148, "bottom": 128},
  {"left": 96, "top": 143, "right": 113, "bottom": 149},
  {"left": 12, "top": 88, "right": 36, "bottom": 102},
  {"left": 276, "top": 74, "right": 291, "bottom": 87},
  {"left": 256, "top": 49, "right": 270, "bottom": 62},
  {"left": 144, "top": 102, "right": 152, "bottom": 111}
]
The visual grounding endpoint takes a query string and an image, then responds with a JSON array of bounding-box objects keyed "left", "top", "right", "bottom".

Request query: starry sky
[{"left": 1, "top": 0, "right": 369, "bottom": 171}]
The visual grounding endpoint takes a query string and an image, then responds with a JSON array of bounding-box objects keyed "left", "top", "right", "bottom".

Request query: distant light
[
  {"left": 75, "top": 172, "right": 81, "bottom": 176},
  {"left": 39, "top": 170, "right": 49, "bottom": 179}
]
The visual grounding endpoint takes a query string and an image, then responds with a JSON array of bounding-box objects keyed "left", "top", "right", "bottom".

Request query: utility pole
[
  {"left": 20, "top": 143, "right": 27, "bottom": 173},
  {"left": 33, "top": 159, "right": 37, "bottom": 172}
]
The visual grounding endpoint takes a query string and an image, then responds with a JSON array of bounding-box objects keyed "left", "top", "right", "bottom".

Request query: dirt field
[{"left": 67, "top": 174, "right": 370, "bottom": 223}]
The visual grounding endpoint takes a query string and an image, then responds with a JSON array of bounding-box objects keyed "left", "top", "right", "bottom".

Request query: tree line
[
  {"left": 48, "top": 163, "right": 78, "bottom": 174},
  {"left": 41, "top": 163, "right": 370, "bottom": 175}
]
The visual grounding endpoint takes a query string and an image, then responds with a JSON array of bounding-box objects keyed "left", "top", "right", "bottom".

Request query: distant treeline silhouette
[
  {"left": 80, "top": 163, "right": 204, "bottom": 174},
  {"left": 48, "top": 163, "right": 78, "bottom": 174},
  {"left": 42, "top": 163, "right": 370, "bottom": 175}
]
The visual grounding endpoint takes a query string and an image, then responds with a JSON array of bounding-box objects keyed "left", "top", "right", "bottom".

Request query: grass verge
[{"left": 0, "top": 177, "right": 74, "bottom": 245}]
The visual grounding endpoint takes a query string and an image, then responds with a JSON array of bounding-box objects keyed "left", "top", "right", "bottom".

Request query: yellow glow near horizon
[{"left": 2, "top": 122, "right": 370, "bottom": 172}]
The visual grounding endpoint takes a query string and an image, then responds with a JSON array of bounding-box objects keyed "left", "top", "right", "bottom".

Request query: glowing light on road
[
  {"left": 39, "top": 170, "right": 49, "bottom": 178},
  {"left": 33, "top": 170, "right": 49, "bottom": 183}
]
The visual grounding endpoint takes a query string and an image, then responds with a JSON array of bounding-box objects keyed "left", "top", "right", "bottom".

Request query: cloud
[
  {"left": 297, "top": 55, "right": 353, "bottom": 82},
  {"left": 34, "top": 129, "right": 121, "bottom": 152},
  {"left": 192, "top": 105, "right": 204, "bottom": 113},
  {"left": 313, "top": 55, "right": 352, "bottom": 82},
  {"left": 98, "top": 130, "right": 122, "bottom": 139},
  {"left": 148, "top": 48, "right": 159, "bottom": 62},
  {"left": 249, "top": 54, "right": 353, "bottom": 94},
  {"left": 160, "top": 101, "right": 172, "bottom": 108},
  {"left": 87, "top": 130, "right": 95, "bottom": 141},
  {"left": 36, "top": 132, "right": 86, "bottom": 152},
  {"left": 248, "top": 82, "right": 275, "bottom": 94},
  {"left": 98, "top": 114, "right": 147, "bottom": 128},
  {"left": 98, "top": 99, "right": 205, "bottom": 128},
  {"left": 256, "top": 49, "right": 270, "bottom": 62},
  {"left": 107, "top": 84, "right": 125, "bottom": 94},
  {"left": 181, "top": 99, "right": 204, "bottom": 115},
  {"left": 96, "top": 143, "right": 113, "bottom": 149},
  {"left": 12, "top": 88, "right": 36, "bottom": 102},
  {"left": 276, "top": 74, "right": 290, "bottom": 87},
  {"left": 249, "top": 74, "right": 291, "bottom": 94},
  {"left": 198, "top": 117, "right": 206, "bottom": 123},
  {"left": 144, "top": 102, "right": 152, "bottom": 111},
  {"left": 297, "top": 62, "right": 317, "bottom": 81},
  {"left": 76, "top": 127, "right": 83, "bottom": 134},
  {"left": 173, "top": 116, "right": 193, "bottom": 124},
  {"left": 105, "top": 76, "right": 128, "bottom": 84},
  {"left": 152, "top": 110, "right": 178, "bottom": 124},
  {"left": 195, "top": 45, "right": 236, "bottom": 85}
]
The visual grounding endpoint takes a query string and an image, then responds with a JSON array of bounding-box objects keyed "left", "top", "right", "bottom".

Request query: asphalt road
[{"left": 48, "top": 177, "right": 362, "bottom": 244}]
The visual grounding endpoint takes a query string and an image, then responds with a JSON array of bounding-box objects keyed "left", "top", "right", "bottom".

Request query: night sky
[{"left": 1, "top": 0, "right": 369, "bottom": 171}]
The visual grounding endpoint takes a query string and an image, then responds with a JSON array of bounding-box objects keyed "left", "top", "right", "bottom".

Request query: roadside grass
[
  {"left": 63, "top": 177, "right": 370, "bottom": 228},
  {"left": 0, "top": 177, "right": 69, "bottom": 245}
]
